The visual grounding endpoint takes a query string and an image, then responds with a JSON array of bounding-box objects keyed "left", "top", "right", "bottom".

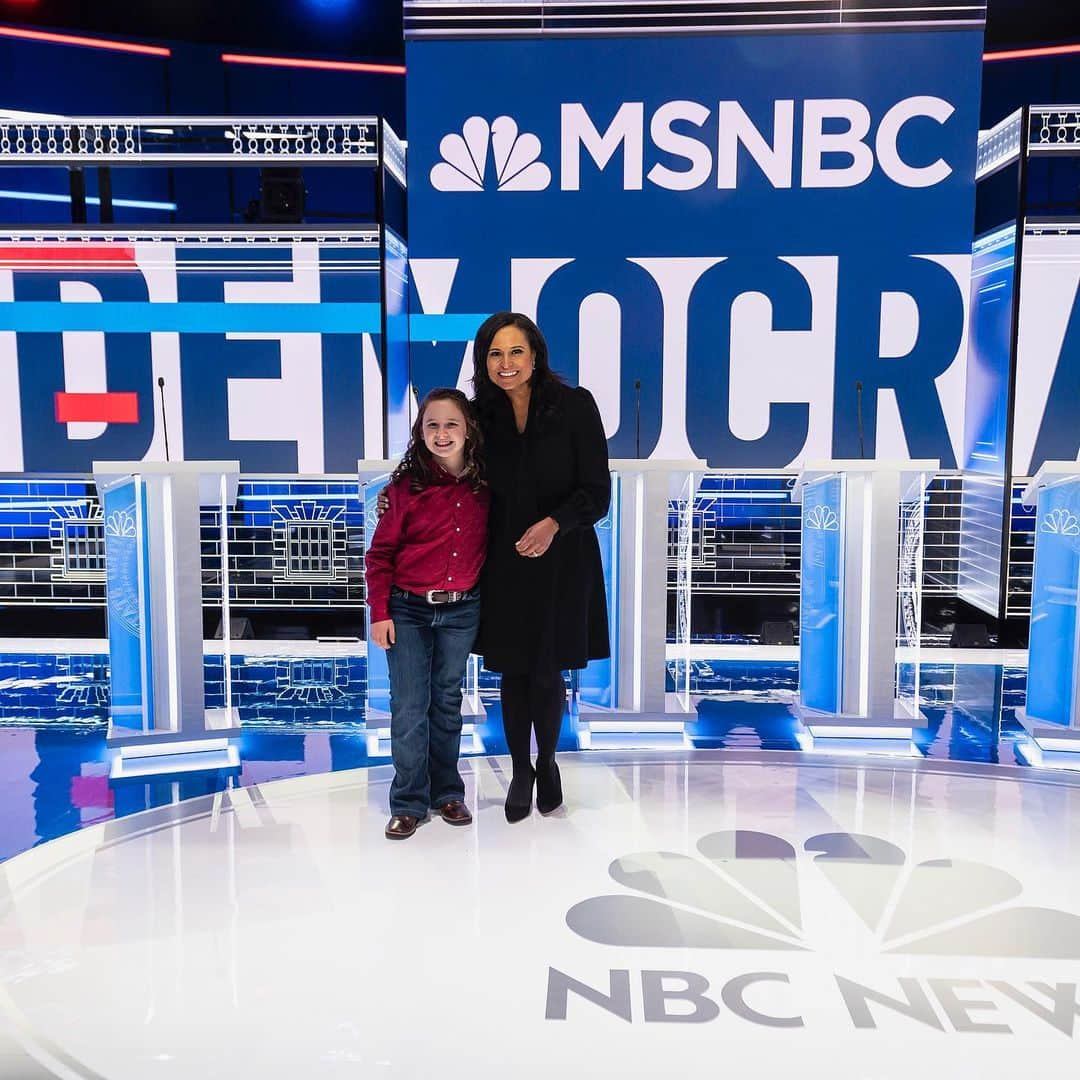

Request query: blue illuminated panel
[
  {"left": 799, "top": 475, "right": 844, "bottom": 714},
  {"left": 383, "top": 229, "right": 412, "bottom": 458},
  {"left": 101, "top": 475, "right": 153, "bottom": 732},
  {"left": 363, "top": 476, "right": 392, "bottom": 721},
  {"left": 577, "top": 474, "right": 618, "bottom": 708},
  {"left": 1026, "top": 478, "right": 1080, "bottom": 727},
  {"left": 958, "top": 226, "right": 1015, "bottom": 617}
]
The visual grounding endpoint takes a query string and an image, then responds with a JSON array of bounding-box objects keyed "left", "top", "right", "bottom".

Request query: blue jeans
[{"left": 386, "top": 587, "right": 480, "bottom": 817}]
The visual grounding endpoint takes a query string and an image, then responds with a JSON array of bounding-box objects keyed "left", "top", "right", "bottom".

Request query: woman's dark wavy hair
[
  {"left": 391, "top": 388, "right": 485, "bottom": 494},
  {"left": 471, "top": 311, "right": 564, "bottom": 419}
]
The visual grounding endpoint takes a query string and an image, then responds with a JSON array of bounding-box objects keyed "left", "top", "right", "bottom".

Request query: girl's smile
[{"left": 421, "top": 398, "right": 468, "bottom": 475}]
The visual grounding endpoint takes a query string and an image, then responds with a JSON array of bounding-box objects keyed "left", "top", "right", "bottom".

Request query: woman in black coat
[{"left": 471, "top": 312, "right": 611, "bottom": 822}]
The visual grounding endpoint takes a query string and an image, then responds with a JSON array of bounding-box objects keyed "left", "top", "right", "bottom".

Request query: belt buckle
[{"left": 426, "top": 589, "right": 450, "bottom": 604}]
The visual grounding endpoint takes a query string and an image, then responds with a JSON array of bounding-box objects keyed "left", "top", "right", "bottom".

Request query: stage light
[
  {"left": 984, "top": 43, "right": 1080, "bottom": 62},
  {"left": 0, "top": 189, "right": 177, "bottom": 211},
  {"left": 221, "top": 51, "right": 405, "bottom": 75},
  {"left": 303, "top": 0, "right": 356, "bottom": 13},
  {"left": 0, "top": 24, "right": 170, "bottom": 56},
  {"left": 0, "top": 108, "right": 62, "bottom": 121}
]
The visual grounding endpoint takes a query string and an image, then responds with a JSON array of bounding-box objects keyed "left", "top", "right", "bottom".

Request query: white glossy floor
[{"left": 2, "top": 750, "right": 1080, "bottom": 1078}]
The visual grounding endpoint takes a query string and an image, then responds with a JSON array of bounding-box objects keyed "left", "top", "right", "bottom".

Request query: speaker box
[
  {"left": 214, "top": 615, "right": 253, "bottom": 640},
  {"left": 950, "top": 622, "right": 991, "bottom": 648},
  {"left": 761, "top": 620, "right": 795, "bottom": 646},
  {"left": 258, "top": 167, "right": 306, "bottom": 224}
]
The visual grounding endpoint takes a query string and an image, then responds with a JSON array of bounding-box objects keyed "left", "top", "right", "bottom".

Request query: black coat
[{"left": 475, "top": 382, "right": 611, "bottom": 675}]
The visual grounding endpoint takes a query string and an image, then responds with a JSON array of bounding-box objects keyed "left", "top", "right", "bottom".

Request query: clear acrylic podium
[
  {"left": 94, "top": 460, "right": 241, "bottom": 779},
  {"left": 575, "top": 458, "right": 706, "bottom": 741},
  {"left": 1017, "top": 463, "right": 1080, "bottom": 767},
  {"left": 793, "top": 460, "right": 936, "bottom": 753}
]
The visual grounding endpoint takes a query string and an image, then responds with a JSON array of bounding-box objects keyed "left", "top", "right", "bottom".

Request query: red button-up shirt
[{"left": 365, "top": 472, "right": 490, "bottom": 623}]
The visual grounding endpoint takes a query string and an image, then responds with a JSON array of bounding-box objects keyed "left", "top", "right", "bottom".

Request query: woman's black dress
[{"left": 475, "top": 382, "right": 611, "bottom": 675}]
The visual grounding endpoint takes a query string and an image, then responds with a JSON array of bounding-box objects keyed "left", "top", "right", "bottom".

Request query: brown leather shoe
[
  {"left": 438, "top": 800, "right": 473, "bottom": 826},
  {"left": 385, "top": 814, "right": 421, "bottom": 840}
]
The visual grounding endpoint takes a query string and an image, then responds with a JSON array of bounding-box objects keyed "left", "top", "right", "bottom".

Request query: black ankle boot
[
  {"left": 536, "top": 758, "right": 563, "bottom": 815},
  {"left": 505, "top": 766, "right": 535, "bottom": 823}
]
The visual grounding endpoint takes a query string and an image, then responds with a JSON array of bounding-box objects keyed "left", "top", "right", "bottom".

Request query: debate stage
[{"left": 1, "top": 749, "right": 1077, "bottom": 1078}]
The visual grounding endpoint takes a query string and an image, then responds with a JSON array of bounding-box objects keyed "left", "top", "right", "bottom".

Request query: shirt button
[
  {"left": 448, "top": 576, "right": 453, "bottom": 581},
  {"left": 456, "top": 502, "right": 460, "bottom": 508},
  {"left": 456, "top": 527, "right": 460, "bottom": 532},
  {"left": 453, "top": 552, "right": 457, "bottom": 557}
]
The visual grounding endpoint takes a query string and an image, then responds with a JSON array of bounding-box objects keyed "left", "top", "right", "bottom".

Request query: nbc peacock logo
[
  {"left": 565, "top": 830, "right": 1080, "bottom": 958},
  {"left": 804, "top": 505, "right": 840, "bottom": 531},
  {"left": 430, "top": 116, "right": 551, "bottom": 192},
  {"left": 1041, "top": 508, "right": 1080, "bottom": 536}
]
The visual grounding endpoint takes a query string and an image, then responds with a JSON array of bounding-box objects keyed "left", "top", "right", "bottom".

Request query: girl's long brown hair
[{"left": 390, "top": 388, "right": 485, "bottom": 493}]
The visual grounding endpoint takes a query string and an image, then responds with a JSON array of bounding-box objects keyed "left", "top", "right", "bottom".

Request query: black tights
[{"left": 500, "top": 671, "right": 566, "bottom": 774}]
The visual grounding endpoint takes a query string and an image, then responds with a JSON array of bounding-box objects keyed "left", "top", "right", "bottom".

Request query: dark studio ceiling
[{"left": 0, "top": 0, "right": 1076, "bottom": 61}]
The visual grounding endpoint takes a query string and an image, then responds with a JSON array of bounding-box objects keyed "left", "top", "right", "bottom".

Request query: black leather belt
[
  {"left": 395, "top": 586, "right": 472, "bottom": 605},
  {"left": 422, "top": 589, "right": 467, "bottom": 604}
]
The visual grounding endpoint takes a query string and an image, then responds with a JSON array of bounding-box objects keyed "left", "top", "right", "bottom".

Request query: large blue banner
[
  {"left": 405, "top": 30, "right": 983, "bottom": 468},
  {"left": 0, "top": 240, "right": 385, "bottom": 473}
]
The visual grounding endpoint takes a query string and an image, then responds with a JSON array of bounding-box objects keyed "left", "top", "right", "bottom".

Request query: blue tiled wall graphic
[
  {"left": 205, "top": 653, "right": 366, "bottom": 728},
  {"left": 1006, "top": 481, "right": 1036, "bottom": 618},
  {"left": 201, "top": 479, "right": 365, "bottom": 609},
  {"left": 203, "top": 652, "right": 367, "bottom": 730},
  {"left": 0, "top": 653, "right": 110, "bottom": 724},
  {"left": 0, "top": 479, "right": 105, "bottom": 604},
  {"left": 0, "top": 476, "right": 365, "bottom": 610},
  {"left": 0, "top": 472, "right": 1039, "bottom": 620},
  {"left": 1, "top": 652, "right": 367, "bottom": 729}
]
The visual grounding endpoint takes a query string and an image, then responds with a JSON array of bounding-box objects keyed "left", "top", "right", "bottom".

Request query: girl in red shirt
[{"left": 365, "top": 388, "right": 490, "bottom": 840}]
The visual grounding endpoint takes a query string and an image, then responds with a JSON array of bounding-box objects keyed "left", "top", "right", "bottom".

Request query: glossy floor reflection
[
  {"left": 0, "top": 686, "right": 1032, "bottom": 864},
  {"left": 1, "top": 751, "right": 1079, "bottom": 1079}
]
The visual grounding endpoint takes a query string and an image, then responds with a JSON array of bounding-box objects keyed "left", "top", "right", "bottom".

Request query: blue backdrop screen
[
  {"left": 0, "top": 240, "right": 384, "bottom": 473},
  {"left": 405, "top": 29, "right": 983, "bottom": 468}
]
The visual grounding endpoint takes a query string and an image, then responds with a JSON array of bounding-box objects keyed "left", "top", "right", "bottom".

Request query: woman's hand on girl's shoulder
[{"left": 376, "top": 479, "right": 402, "bottom": 518}]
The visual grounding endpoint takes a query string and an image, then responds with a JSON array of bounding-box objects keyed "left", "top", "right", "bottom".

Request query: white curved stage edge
[{"left": 1, "top": 751, "right": 1079, "bottom": 1078}]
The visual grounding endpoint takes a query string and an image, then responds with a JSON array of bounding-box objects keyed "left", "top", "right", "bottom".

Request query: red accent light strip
[
  {"left": 0, "top": 245, "right": 137, "bottom": 265},
  {"left": 221, "top": 51, "right": 405, "bottom": 75},
  {"left": 984, "top": 43, "right": 1080, "bottom": 62},
  {"left": 0, "top": 24, "right": 170, "bottom": 57},
  {"left": 55, "top": 392, "right": 139, "bottom": 424}
]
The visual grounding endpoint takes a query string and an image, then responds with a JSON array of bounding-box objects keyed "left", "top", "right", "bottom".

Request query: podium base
[
  {"left": 365, "top": 719, "right": 486, "bottom": 757},
  {"left": 110, "top": 738, "right": 241, "bottom": 780},
  {"left": 107, "top": 708, "right": 243, "bottom": 779},
  {"left": 795, "top": 701, "right": 921, "bottom": 756},
  {"left": 1015, "top": 709, "right": 1080, "bottom": 770},
  {"left": 574, "top": 702, "right": 692, "bottom": 748}
]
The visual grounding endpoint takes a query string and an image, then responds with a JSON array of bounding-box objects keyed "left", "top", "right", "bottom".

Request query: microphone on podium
[
  {"left": 855, "top": 380, "right": 865, "bottom": 459},
  {"left": 157, "top": 376, "right": 171, "bottom": 462}
]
